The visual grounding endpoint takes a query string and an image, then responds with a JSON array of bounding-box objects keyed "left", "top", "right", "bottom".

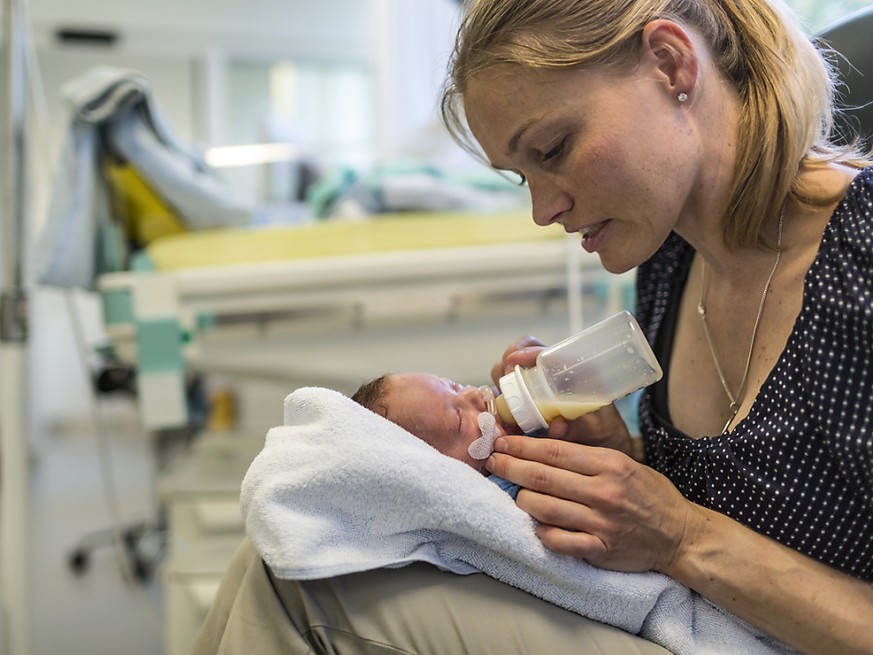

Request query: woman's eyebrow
[{"left": 507, "top": 118, "right": 535, "bottom": 155}]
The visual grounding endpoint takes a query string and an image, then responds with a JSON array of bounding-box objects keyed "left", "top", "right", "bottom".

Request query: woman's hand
[
  {"left": 546, "top": 405, "right": 644, "bottom": 461},
  {"left": 486, "top": 435, "right": 700, "bottom": 573},
  {"left": 490, "top": 335, "right": 545, "bottom": 384},
  {"left": 491, "top": 336, "right": 644, "bottom": 461}
]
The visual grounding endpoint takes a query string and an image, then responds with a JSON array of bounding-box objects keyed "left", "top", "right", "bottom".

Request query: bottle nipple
[
  {"left": 478, "top": 385, "right": 496, "bottom": 416},
  {"left": 494, "top": 394, "right": 515, "bottom": 426}
]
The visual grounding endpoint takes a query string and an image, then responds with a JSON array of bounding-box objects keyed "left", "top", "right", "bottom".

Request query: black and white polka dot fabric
[{"left": 636, "top": 166, "right": 873, "bottom": 582}]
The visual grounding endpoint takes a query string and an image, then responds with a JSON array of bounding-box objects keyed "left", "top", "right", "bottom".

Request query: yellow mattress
[{"left": 146, "top": 210, "right": 563, "bottom": 271}]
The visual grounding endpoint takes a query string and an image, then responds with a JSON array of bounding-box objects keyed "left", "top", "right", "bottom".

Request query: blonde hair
[{"left": 442, "top": 0, "right": 872, "bottom": 249}]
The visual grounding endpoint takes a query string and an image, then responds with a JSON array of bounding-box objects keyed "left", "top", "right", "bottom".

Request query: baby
[{"left": 351, "top": 373, "right": 524, "bottom": 497}]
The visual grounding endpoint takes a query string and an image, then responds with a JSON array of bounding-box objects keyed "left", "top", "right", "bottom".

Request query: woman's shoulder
[
  {"left": 802, "top": 165, "right": 873, "bottom": 346},
  {"left": 834, "top": 163, "right": 873, "bottom": 203},
  {"left": 822, "top": 164, "right": 873, "bottom": 254}
]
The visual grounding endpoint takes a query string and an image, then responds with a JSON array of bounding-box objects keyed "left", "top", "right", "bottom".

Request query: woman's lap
[{"left": 270, "top": 560, "right": 672, "bottom": 655}]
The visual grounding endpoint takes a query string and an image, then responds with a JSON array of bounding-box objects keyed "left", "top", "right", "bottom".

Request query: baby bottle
[{"left": 494, "top": 311, "right": 663, "bottom": 433}]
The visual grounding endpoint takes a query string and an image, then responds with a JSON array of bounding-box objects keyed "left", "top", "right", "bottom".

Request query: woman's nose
[{"left": 529, "top": 179, "right": 572, "bottom": 227}]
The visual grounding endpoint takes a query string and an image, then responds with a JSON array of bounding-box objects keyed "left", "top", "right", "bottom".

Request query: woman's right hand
[{"left": 485, "top": 435, "right": 692, "bottom": 574}]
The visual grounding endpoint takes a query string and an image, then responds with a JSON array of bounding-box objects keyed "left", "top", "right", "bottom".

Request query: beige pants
[{"left": 192, "top": 539, "right": 671, "bottom": 655}]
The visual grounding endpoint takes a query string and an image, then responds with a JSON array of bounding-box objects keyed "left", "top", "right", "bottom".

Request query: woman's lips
[{"left": 580, "top": 220, "right": 610, "bottom": 253}]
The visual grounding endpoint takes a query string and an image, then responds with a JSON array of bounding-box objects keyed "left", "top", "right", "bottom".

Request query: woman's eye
[{"left": 541, "top": 139, "right": 565, "bottom": 163}]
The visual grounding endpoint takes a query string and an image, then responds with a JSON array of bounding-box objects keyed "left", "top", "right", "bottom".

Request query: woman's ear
[{"left": 640, "top": 19, "right": 698, "bottom": 99}]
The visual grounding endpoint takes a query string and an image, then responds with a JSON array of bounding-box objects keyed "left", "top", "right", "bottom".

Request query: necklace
[{"left": 697, "top": 207, "right": 785, "bottom": 434}]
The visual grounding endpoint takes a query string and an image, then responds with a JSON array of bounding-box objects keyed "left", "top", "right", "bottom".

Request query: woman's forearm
[{"left": 669, "top": 505, "right": 873, "bottom": 655}]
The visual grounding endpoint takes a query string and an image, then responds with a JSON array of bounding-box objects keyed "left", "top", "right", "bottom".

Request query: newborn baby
[{"left": 351, "top": 372, "right": 523, "bottom": 496}]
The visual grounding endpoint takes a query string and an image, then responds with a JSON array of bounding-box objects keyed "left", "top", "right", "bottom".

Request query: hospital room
[{"left": 1, "top": 0, "right": 872, "bottom": 654}]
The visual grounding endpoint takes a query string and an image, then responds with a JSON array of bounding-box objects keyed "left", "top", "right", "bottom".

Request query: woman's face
[
  {"left": 383, "top": 373, "right": 508, "bottom": 473},
  {"left": 464, "top": 64, "right": 704, "bottom": 273}
]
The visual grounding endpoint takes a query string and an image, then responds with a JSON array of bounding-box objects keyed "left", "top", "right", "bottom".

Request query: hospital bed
[{"left": 96, "top": 208, "right": 633, "bottom": 431}]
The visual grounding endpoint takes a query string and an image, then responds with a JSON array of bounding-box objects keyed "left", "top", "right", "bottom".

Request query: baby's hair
[{"left": 351, "top": 374, "right": 391, "bottom": 417}]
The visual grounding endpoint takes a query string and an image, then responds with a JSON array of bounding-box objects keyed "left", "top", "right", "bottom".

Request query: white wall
[
  {"left": 27, "top": 0, "right": 372, "bottom": 153},
  {"left": 370, "top": 0, "right": 461, "bottom": 159},
  {"left": 25, "top": 0, "right": 370, "bottom": 61}
]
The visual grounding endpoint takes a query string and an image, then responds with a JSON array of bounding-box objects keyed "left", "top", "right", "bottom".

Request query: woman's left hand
[{"left": 486, "top": 435, "right": 700, "bottom": 573}]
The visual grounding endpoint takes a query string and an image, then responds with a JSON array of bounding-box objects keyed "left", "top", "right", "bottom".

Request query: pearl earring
[{"left": 677, "top": 91, "right": 689, "bottom": 103}]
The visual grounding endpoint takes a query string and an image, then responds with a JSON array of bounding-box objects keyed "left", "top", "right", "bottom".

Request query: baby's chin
[{"left": 464, "top": 456, "right": 489, "bottom": 476}]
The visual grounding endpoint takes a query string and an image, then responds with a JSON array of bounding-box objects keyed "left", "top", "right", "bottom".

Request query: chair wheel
[
  {"left": 132, "top": 555, "right": 151, "bottom": 582},
  {"left": 69, "top": 549, "right": 90, "bottom": 574}
]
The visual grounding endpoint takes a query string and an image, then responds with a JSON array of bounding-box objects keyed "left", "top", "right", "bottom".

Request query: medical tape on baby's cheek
[{"left": 468, "top": 411, "right": 500, "bottom": 460}]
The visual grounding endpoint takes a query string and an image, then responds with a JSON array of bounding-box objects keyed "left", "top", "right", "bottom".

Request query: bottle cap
[{"left": 497, "top": 366, "right": 549, "bottom": 434}]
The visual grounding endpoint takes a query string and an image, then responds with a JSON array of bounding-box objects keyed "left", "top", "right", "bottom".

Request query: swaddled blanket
[{"left": 241, "top": 387, "right": 796, "bottom": 655}]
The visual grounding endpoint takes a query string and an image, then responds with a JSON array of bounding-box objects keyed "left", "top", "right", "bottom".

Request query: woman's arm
[
  {"left": 486, "top": 436, "right": 873, "bottom": 655},
  {"left": 673, "top": 504, "right": 873, "bottom": 655}
]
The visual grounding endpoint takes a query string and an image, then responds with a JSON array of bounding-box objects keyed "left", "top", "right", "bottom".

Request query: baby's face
[{"left": 383, "top": 373, "right": 509, "bottom": 472}]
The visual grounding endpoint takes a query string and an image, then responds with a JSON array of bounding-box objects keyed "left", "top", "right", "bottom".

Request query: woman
[
  {"left": 194, "top": 1, "right": 872, "bottom": 653},
  {"left": 441, "top": 0, "right": 873, "bottom": 653}
]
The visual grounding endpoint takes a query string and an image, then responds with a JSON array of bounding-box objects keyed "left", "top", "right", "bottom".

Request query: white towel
[{"left": 241, "top": 387, "right": 797, "bottom": 655}]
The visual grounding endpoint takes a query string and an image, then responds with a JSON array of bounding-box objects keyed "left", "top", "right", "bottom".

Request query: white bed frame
[{"left": 98, "top": 234, "right": 634, "bottom": 430}]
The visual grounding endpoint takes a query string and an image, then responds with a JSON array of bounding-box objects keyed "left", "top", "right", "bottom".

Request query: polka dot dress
[{"left": 636, "top": 167, "right": 873, "bottom": 582}]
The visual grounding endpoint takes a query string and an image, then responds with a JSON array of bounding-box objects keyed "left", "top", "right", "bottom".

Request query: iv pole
[{"left": 0, "top": 0, "right": 31, "bottom": 651}]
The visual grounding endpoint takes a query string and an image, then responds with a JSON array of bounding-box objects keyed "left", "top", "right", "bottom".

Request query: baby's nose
[
  {"left": 464, "top": 385, "right": 496, "bottom": 414},
  {"left": 459, "top": 385, "right": 484, "bottom": 405}
]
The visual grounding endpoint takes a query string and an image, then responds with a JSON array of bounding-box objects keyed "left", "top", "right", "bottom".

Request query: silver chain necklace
[{"left": 697, "top": 207, "right": 785, "bottom": 434}]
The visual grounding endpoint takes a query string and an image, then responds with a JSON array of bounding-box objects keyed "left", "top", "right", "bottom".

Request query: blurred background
[{"left": 0, "top": 0, "right": 871, "bottom": 653}]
